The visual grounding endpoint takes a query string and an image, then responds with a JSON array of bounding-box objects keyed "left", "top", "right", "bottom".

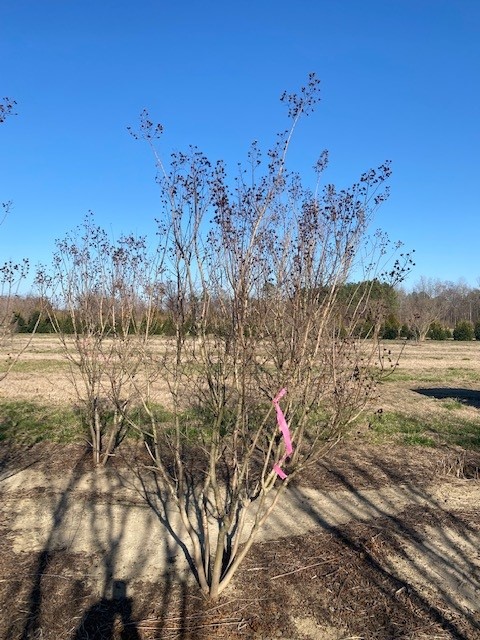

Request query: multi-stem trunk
[{"left": 92, "top": 397, "right": 101, "bottom": 466}]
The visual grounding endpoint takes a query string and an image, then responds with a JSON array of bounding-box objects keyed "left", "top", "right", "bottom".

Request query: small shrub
[
  {"left": 12, "top": 310, "right": 54, "bottom": 333},
  {"left": 453, "top": 320, "right": 474, "bottom": 341},
  {"left": 474, "top": 320, "right": 480, "bottom": 341},
  {"left": 380, "top": 314, "right": 400, "bottom": 339},
  {"left": 400, "top": 324, "right": 415, "bottom": 339},
  {"left": 427, "top": 321, "right": 451, "bottom": 341}
]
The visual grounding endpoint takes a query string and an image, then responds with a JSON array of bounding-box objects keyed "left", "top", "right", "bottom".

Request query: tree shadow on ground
[
  {"left": 0, "top": 445, "right": 198, "bottom": 640},
  {"left": 414, "top": 386, "right": 480, "bottom": 408},
  {"left": 0, "top": 441, "right": 40, "bottom": 481},
  {"left": 276, "top": 453, "right": 480, "bottom": 639},
  {"left": 3, "top": 441, "right": 479, "bottom": 639},
  {"left": 13, "top": 449, "right": 91, "bottom": 640}
]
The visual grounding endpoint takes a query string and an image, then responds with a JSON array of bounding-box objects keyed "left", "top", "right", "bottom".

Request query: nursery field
[{"left": 0, "top": 336, "right": 479, "bottom": 639}]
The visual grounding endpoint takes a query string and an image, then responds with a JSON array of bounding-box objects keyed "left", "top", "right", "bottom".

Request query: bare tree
[
  {"left": 0, "top": 97, "right": 16, "bottom": 124},
  {"left": 0, "top": 98, "right": 36, "bottom": 379},
  {"left": 400, "top": 277, "right": 447, "bottom": 341},
  {"left": 0, "top": 236, "right": 30, "bottom": 375},
  {"left": 442, "top": 279, "right": 479, "bottom": 327},
  {"left": 125, "top": 74, "right": 412, "bottom": 600},
  {"left": 36, "top": 213, "right": 166, "bottom": 465}
]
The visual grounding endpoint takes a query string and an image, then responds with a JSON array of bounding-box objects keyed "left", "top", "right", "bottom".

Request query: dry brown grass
[
  {"left": 0, "top": 334, "right": 174, "bottom": 407},
  {"left": 375, "top": 340, "right": 480, "bottom": 424},
  {"left": 381, "top": 338, "right": 480, "bottom": 377},
  {"left": 2, "top": 336, "right": 480, "bottom": 418},
  {"left": 2, "top": 335, "right": 480, "bottom": 414}
]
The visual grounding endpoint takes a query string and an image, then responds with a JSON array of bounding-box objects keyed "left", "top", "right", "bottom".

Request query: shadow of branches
[
  {"left": 0, "top": 444, "right": 201, "bottom": 640},
  {"left": 1, "top": 440, "right": 479, "bottom": 639},
  {"left": 256, "top": 447, "right": 480, "bottom": 639}
]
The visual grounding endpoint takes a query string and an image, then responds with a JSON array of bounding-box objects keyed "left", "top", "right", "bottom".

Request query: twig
[
  {"left": 0, "top": 573, "right": 77, "bottom": 582},
  {"left": 140, "top": 600, "right": 251, "bottom": 623},
  {"left": 138, "top": 618, "right": 246, "bottom": 631},
  {"left": 270, "top": 559, "right": 330, "bottom": 580}
]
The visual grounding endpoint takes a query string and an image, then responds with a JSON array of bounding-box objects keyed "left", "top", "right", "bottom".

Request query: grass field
[{"left": 1, "top": 335, "right": 479, "bottom": 453}]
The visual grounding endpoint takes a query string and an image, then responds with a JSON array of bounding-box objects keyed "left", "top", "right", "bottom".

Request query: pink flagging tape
[
  {"left": 273, "top": 388, "right": 293, "bottom": 479},
  {"left": 273, "top": 388, "right": 293, "bottom": 456},
  {"left": 273, "top": 464, "right": 287, "bottom": 480}
]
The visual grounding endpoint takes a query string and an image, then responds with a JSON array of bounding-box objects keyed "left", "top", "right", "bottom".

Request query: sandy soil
[{"left": 1, "top": 442, "right": 479, "bottom": 639}]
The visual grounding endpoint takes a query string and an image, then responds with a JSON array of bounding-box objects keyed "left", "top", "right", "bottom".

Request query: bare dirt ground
[
  {"left": 1, "top": 442, "right": 479, "bottom": 639},
  {"left": 0, "top": 337, "right": 479, "bottom": 639}
]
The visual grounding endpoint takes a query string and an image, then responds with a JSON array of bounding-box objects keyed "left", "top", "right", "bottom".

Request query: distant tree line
[
  {"left": 8, "top": 296, "right": 180, "bottom": 336},
  {"left": 8, "top": 276, "right": 480, "bottom": 341},
  {"left": 395, "top": 277, "right": 480, "bottom": 341}
]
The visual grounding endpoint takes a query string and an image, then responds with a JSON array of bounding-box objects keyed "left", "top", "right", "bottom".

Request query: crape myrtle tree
[
  {"left": 0, "top": 97, "right": 16, "bottom": 124},
  {"left": 0, "top": 97, "right": 36, "bottom": 380},
  {"left": 36, "top": 213, "right": 166, "bottom": 465},
  {"left": 123, "top": 74, "right": 413, "bottom": 600},
  {"left": 0, "top": 235, "right": 30, "bottom": 382}
]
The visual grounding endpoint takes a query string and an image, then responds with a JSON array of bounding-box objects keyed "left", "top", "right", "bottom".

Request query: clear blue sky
[{"left": 1, "top": 0, "right": 479, "bottom": 292}]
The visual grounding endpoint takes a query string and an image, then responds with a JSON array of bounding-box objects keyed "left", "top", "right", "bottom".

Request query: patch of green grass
[
  {"left": 125, "top": 403, "right": 174, "bottom": 438},
  {"left": 0, "top": 358, "right": 69, "bottom": 374},
  {"left": 381, "top": 371, "right": 434, "bottom": 383},
  {"left": 440, "top": 418, "right": 480, "bottom": 450},
  {"left": 369, "top": 412, "right": 435, "bottom": 447},
  {"left": 385, "top": 369, "right": 480, "bottom": 384},
  {"left": 368, "top": 410, "right": 480, "bottom": 450},
  {"left": 402, "top": 433, "right": 437, "bottom": 447},
  {"left": 440, "top": 398, "right": 464, "bottom": 411},
  {"left": 0, "top": 399, "right": 174, "bottom": 445},
  {"left": 0, "top": 400, "right": 82, "bottom": 444}
]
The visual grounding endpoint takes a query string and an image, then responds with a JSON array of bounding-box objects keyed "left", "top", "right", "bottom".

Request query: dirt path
[{"left": 2, "top": 454, "right": 479, "bottom": 619}]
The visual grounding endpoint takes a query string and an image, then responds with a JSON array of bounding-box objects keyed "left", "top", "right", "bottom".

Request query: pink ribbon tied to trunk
[{"left": 272, "top": 388, "right": 293, "bottom": 480}]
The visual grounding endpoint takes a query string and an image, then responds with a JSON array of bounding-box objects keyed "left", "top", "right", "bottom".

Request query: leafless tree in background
[
  {"left": 400, "top": 277, "right": 447, "bottom": 340},
  {"left": 0, "top": 98, "right": 37, "bottom": 380},
  {"left": 36, "top": 213, "right": 166, "bottom": 465}
]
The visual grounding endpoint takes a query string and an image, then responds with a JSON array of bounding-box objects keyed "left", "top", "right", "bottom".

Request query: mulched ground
[{"left": 1, "top": 442, "right": 479, "bottom": 640}]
